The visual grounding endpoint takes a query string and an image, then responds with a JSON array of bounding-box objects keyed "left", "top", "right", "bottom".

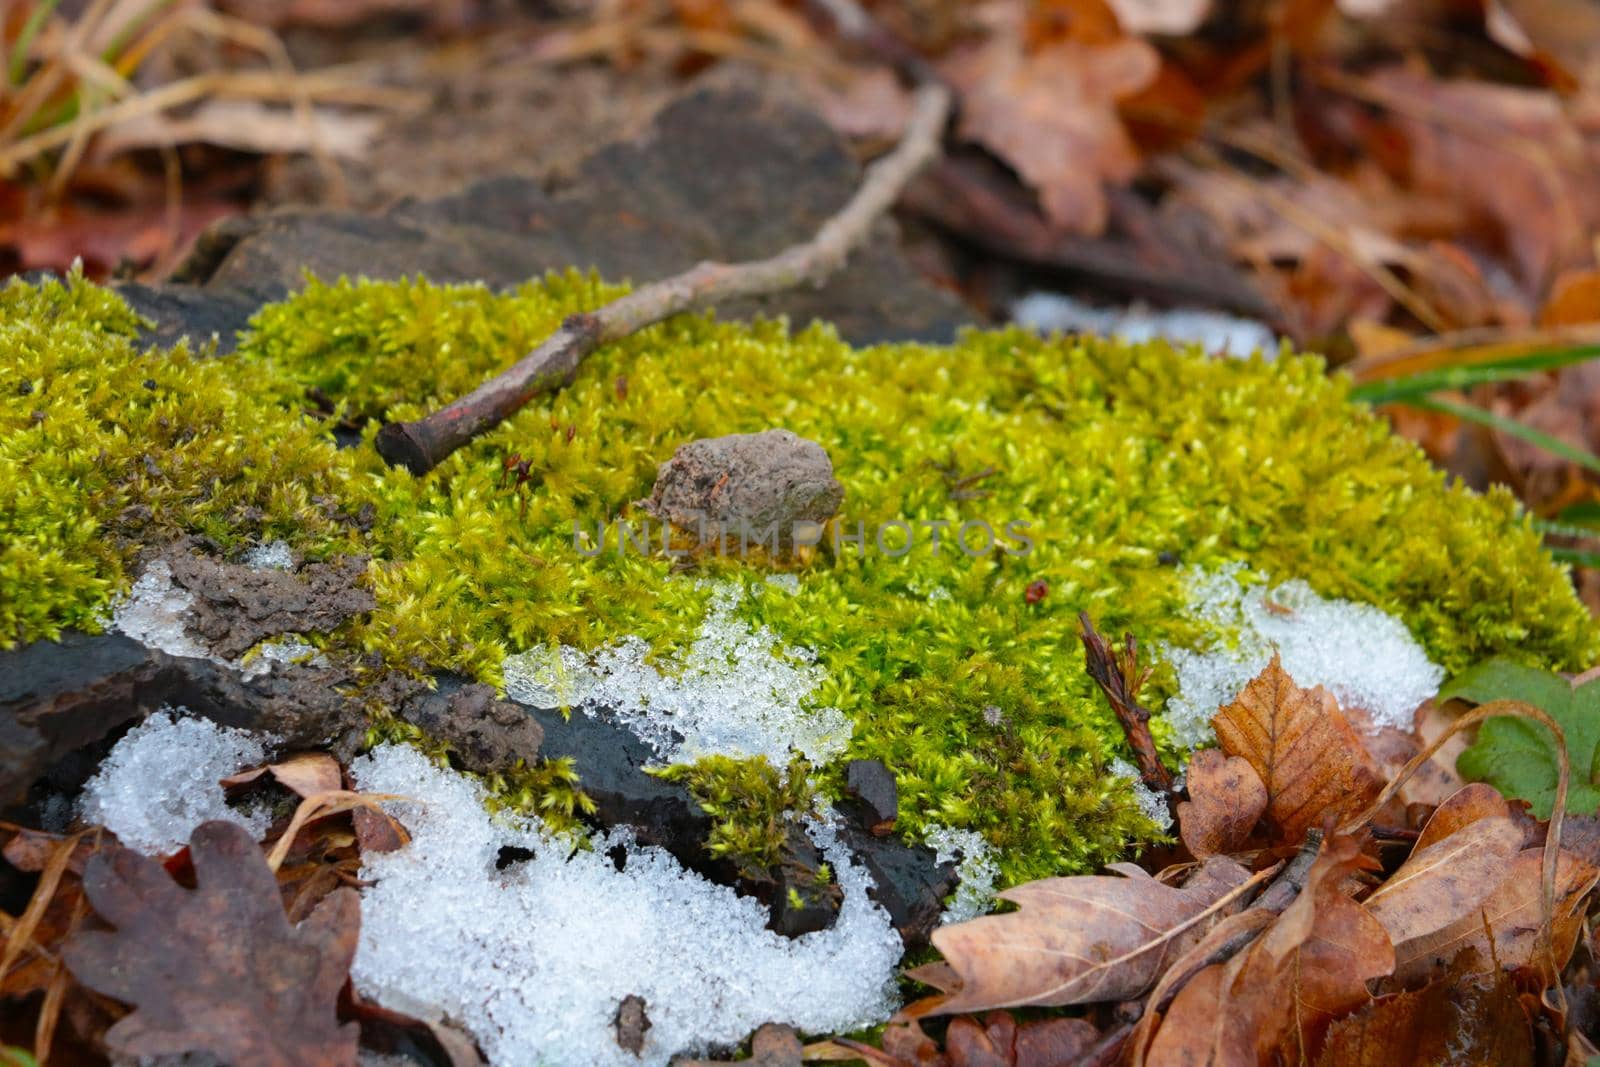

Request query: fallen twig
[
  {"left": 374, "top": 80, "right": 953, "bottom": 474},
  {"left": 1079, "top": 613, "right": 1174, "bottom": 794}
]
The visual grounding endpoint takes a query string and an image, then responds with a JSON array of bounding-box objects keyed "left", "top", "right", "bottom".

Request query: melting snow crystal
[
  {"left": 244, "top": 539, "right": 296, "bottom": 571},
  {"left": 923, "top": 824, "right": 998, "bottom": 925},
  {"left": 350, "top": 744, "right": 903, "bottom": 1067},
  {"left": 1109, "top": 758, "right": 1173, "bottom": 831},
  {"left": 107, "top": 559, "right": 210, "bottom": 659},
  {"left": 78, "top": 709, "right": 274, "bottom": 854},
  {"left": 503, "top": 583, "right": 851, "bottom": 766},
  {"left": 1161, "top": 564, "right": 1444, "bottom": 749}
]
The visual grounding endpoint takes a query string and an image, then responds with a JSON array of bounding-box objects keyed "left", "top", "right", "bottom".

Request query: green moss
[
  {"left": 0, "top": 270, "right": 363, "bottom": 648},
  {"left": 653, "top": 755, "right": 817, "bottom": 879},
  {"left": 6, "top": 270, "right": 1595, "bottom": 885}
]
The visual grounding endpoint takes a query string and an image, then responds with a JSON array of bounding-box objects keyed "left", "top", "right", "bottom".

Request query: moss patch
[
  {"left": 5, "top": 271, "right": 1595, "bottom": 884},
  {"left": 653, "top": 755, "right": 817, "bottom": 881}
]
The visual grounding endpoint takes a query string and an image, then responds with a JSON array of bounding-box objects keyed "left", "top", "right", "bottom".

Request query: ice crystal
[
  {"left": 78, "top": 709, "right": 273, "bottom": 854},
  {"left": 107, "top": 559, "right": 209, "bottom": 659},
  {"left": 349, "top": 744, "right": 902, "bottom": 1067},
  {"left": 243, "top": 540, "right": 296, "bottom": 570}
]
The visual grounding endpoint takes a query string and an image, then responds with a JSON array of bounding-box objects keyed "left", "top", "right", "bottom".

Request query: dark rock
[
  {"left": 843, "top": 758, "right": 898, "bottom": 836},
  {"left": 127, "top": 86, "right": 969, "bottom": 355},
  {"left": 768, "top": 824, "right": 843, "bottom": 938},
  {"left": 641, "top": 429, "right": 843, "bottom": 551},
  {"left": 517, "top": 701, "right": 714, "bottom": 868},
  {"left": 116, "top": 282, "right": 259, "bottom": 355},
  {"left": 835, "top": 821, "right": 958, "bottom": 951},
  {"left": 614, "top": 994, "right": 650, "bottom": 1057},
  {"left": 398, "top": 675, "right": 543, "bottom": 775},
  {"left": 162, "top": 544, "right": 375, "bottom": 659},
  {"left": 0, "top": 631, "right": 370, "bottom": 804}
]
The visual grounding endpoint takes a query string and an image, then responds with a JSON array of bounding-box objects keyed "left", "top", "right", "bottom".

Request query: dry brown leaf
[
  {"left": 904, "top": 855, "right": 1254, "bottom": 1016},
  {"left": 1211, "top": 654, "right": 1384, "bottom": 845},
  {"left": 1541, "top": 269, "right": 1600, "bottom": 327},
  {"left": 1177, "top": 748, "right": 1268, "bottom": 858},
  {"left": 1411, "top": 783, "right": 1516, "bottom": 853},
  {"left": 1388, "top": 846, "right": 1600, "bottom": 984},
  {"left": 222, "top": 752, "right": 344, "bottom": 799},
  {"left": 1145, "top": 834, "right": 1394, "bottom": 1066},
  {"left": 1363, "top": 810, "right": 1524, "bottom": 959},
  {"left": 1312, "top": 950, "right": 1533, "bottom": 1067},
  {"left": 62, "top": 820, "right": 360, "bottom": 1067},
  {"left": 941, "top": 8, "right": 1158, "bottom": 235}
]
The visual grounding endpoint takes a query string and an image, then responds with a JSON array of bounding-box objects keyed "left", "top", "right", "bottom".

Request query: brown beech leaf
[
  {"left": 1145, "top": 834, "right": 1394, "bottom": 1065},
  {"left": 1212, "top": 654, "right": 1384, "bottom": 844},
  {"left": 62, "top": 820, "right": 360, "bottom": 1067},
  {"left": 1177, "top": 749, "right": 1268, "bottom": 858},
  {"left": 905, "top": 855, "right": 1253, "bottom": 1016},
  {"left": 1313, "top": 950, "right": 1533, "bottom": 1067},
  {"left": 1363, "top": 800, "right": 1524, "bottom": 961},
  {"left": 940, "top": 8, "right": 1158, "bottom": 235},
  {"left": 1387, "top": 846, "right": 1600, "bottom": 984},
  {"left": 1410, "top": 783, "right": 1516, "bottom": 853}
]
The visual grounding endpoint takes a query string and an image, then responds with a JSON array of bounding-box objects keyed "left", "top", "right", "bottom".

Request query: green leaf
[
  {"left": 1408, "top": 396, "right": 1600, "bottom": 476},
  {"left": 1447, "top": 658, "right": 1600, "bottom": 818},
  {"left": 1349, "top": 344, "right": 1600, "bottom": 405}
]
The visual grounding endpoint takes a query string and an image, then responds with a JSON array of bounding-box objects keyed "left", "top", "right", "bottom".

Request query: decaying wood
[{"left": 375, "top": 81, "right": 953, "bottom": 474}]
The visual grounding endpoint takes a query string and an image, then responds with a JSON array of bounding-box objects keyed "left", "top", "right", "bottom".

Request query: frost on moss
[{"left": 6, "top": 271, "right": 1596, "bottom": 885}]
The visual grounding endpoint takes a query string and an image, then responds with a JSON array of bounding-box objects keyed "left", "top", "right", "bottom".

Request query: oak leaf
[
  {"left": 1211, "top": 654, "right": 1384, "bottom": 844},
  {"left": 1177, "top": 748, "right": 1268, "bottom": 858},
  {"left": 904, "top": 855, "right": 1252, "bottom": 1015},
  {"left": 62, "top": 820, "right": 360, "bottom": 1067},
  {"left": 1145, "top": 834, "right": 1394, "bottom": 1065}
]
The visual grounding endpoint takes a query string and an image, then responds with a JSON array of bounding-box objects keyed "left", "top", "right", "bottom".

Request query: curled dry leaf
[
  {"left": 1363, "top": 796, "right": 1525, "bottom": 965},
  {"left": 1144, "top": 834, "right": 1394, "bottom": 1066},
  {"left": 222, "top": 752, "right": 344, "bottom": 799},
  {"left": 1177, "top": 748, "right": 1268, "bottom": 858},
  {"left": 903, "top": 855, "right": 1253, "bottom": 1016},
  {"left": 1211, "top": 654, "right": 1384, "bottom": 844},
  {"left": 62, "top": 820, "right": 360, "bottom": 1067}
]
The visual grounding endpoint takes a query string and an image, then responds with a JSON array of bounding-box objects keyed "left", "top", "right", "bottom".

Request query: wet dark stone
[
  {"left": 0, "top": 632, "right": 369, "bottom": 805},
  {"left": 768, "top": 825, "right": 843, "bottom": 938},
  {"left": 121, "top": 85, "right": 969, "bottom": 355},
  {"left": 836, "top": 821, "right": 959, "bottom": 951},
  {"left": 843, "top": 758, "right": 898, "bottom": 836}
]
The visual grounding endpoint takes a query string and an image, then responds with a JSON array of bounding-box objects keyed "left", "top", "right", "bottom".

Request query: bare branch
[{"left": 375, "top": 82, "right": 953, "bottom": 475}]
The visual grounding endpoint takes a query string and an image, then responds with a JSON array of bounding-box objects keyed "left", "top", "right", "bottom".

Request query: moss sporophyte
[{"left": 4, "top": 269, "right": 1596, "bottom": 884}]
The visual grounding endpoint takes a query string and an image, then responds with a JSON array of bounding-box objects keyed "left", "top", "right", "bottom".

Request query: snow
[
  {"left": 1109, "top": 758, "right": 1174, "bottom": 831},
  {"left": 502, "top": 583, "right": 852, "bottom": 766},
  {"left": 240, "top": 636, "right": 330, "bottom": 680},
  {"left": 923, "top": 824, "right": 999, "bottom": 925},
  {"left": 107, "top": 559, "right": 210, "bottom": 659},
  {"left": 349, "top": 744, "right": 903, "bottom": 1067},
  {"left": 244, "top": 539, "right": 296, "bottom": 570},
  {"left": 1160, "top": 564, "right": 1444, "bottom": 748},
  {"left": 1012, "top": 291, "right": 1277, "bottom": 358},
  {"left": 78, "top": 709, "right": 274, "bottom": 854}
]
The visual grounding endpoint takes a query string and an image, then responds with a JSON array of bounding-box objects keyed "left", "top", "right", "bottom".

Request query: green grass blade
[
  {"left": 1350, "top": 344, "right": 1600, "bottom": 405},
  {"left": 1409, "top": 395, "right": 1600, "bottom": 476},
  {"left": 8, "top": 0, "right": 61, "bottom": 87}
]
